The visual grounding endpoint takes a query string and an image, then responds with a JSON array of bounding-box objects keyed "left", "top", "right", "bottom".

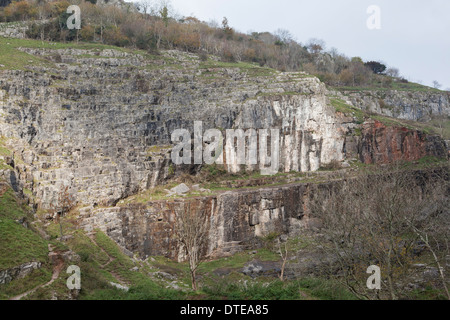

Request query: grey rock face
[
  {"left": 80, "top": 182, "right": 313, "bottom": 261},
  {"left": 242, "top": 260, "right": 283, "bottom": 278},
  {"left": 242, "top": 262, "right": 264, "bottom": 277},
  {"left": 343, "top": 89, "right": 450, "bottom": 122},
  {"left": 1, "top": 46, "right": 447, "bottom": 262},
  {"left": 0, "top": 48, "right": 350, "bottom": 209},
  {"left": 109, "top": 282, "right": 129, "bottom": 292},
  {"left": 80, "top": 167, "right": 449, "bottom": 262},
  {"left": 0, "top": 22, "right": 28, "bottom": 39},
  {"left": 169, "top": 183, "right": 190, "bottom": 195},
  {"left": 0, "top": 261, "right": 42, "bottom": 285}
]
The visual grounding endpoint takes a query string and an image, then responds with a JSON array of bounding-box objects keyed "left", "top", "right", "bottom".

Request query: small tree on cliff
[
  {"left": 174, "top": 201, "right": 209, "bottom": 291},
  {"left": 49, "top": 185, "right": 75, "bottom": 240},
  {"left": 433, "top": 80, "right": 442, "bottom": 90}
]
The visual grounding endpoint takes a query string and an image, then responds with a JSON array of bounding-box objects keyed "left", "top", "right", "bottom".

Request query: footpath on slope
[{"left": 9, "top": 244, "right": 64, "bottom": 300}]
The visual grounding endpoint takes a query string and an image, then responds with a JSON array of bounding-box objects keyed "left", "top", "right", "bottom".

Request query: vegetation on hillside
[
  {"left": 0, "top": 0, "right": 449, "bottom": 302},
  {"left": 0, "top": 187, "right": 48, "bottom": 271},
  {"left": 0, "top": 179, "right": 359, "bottom": 300},
  {"left": 0, "top": 0, "right": 443, "bottom": 92}
]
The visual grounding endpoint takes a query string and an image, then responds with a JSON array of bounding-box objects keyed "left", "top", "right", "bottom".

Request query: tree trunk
[
  {"left": 191, "top": 269, "right": 197, "bottom": 291},
  {"left": 387, "top": 248, "right": 397, "bottom": 300}
]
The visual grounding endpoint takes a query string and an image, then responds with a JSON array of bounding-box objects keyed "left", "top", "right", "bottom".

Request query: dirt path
[
  {"left": 10, "top": 235, "right": 130, "bottom": 300},
  {"left": 10, "top": 245, "right": 64, "bottom": 301},
  {"left": 88, "top": 235, "right": 129, "bottom": 286}
]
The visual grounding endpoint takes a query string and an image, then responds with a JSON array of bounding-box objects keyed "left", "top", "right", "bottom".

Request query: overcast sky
[{"left": 163, "top": 0, "right": 449, "bottom": 90}]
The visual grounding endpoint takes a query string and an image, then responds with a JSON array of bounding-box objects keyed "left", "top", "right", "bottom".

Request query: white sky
[{"left": 158, "top": 0, "right": 450, "bottom": 90}]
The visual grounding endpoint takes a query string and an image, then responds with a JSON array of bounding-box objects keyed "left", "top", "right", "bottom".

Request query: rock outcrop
[
  {"left": 343, "top": 89, "right": 450, "bottom": 122},
  {"left": 0, "top": 47, "right": 344, "bottom": 209},
  {"left": 0, "top": 261, "right": 42, "bottom": 285},
  {"left": 0, "top": 46, "right": 448, "bottom": 261},
  {"left": 357, "top": 120, "right": 447, "bottom": 164},
  {"left": 81, "top": 183, "right": 312, "bottom": 261},
  {"left": 1, "top": 48, "right": 446, "bottom": 210}
]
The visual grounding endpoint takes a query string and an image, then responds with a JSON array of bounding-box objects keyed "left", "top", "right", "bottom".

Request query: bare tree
[
  {"left": 277, "top": 238, "right": 289, "bottom": 282},
  {"left": 306, "top": 38, "right": 326, "bottom": 55},
  {"left": 137, "top": 0, "right": 155, "bottom": 17},
  {"left": 433, "top": 80, "right": 442, "bottom": 90},
  {"left": 309, "top": 164, "right": 449, "bottom": 300},
  {"left": 407, "top": 167, "right": 450, "bottom": 299},
  {"left": 274, "top": 28, "right": 293, "bottom": 45},
  {"left": 386, "top": 67, "right": 400, "bottom": 78},
  {"left": 410, "top": 227, "right": 450, "bottom": 300},
  {"left": 174, "top": 201, "right": 209, "bottom": 291}
]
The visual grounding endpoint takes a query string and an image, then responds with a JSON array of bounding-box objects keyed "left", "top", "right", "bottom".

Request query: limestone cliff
[
  {"left": 0, "top": 45, "right": 449, "bottom": 262},
  {"left": 80, "top": 167, "right": 449, "bottom": 262},
  {"left": 342, "top": 89, "right": 450, "bottom": 122},
  {"left": 0, "top": 47, "right": 447, "bottom": 210}
]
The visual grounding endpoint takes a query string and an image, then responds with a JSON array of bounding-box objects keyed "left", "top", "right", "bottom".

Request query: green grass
[
  {"left": 0, "top": 184, "right": 52, "bottom": 300},
  {"left": 0, "top": 37, "right": 53, "bottom": 70},
  {"left": 333, "top": 80, "right": 442, "bottom": 93},
  {"left": 0, "top": 36, "right": 155, "bottom": 71},
  {"left": 6, "top": 226, "right": 185, "bottom": 300},
  {"left": 408, "top": 286, "right": 449, "bottom": 300},
  {"left": 330, "top": 97, "right": 450, "bottom": 136},
  {"left": 296, "top": 278, "right": 358, "bottom": 300},
  {"left": 0, "top": 187, "right": 48, "bottom": 270},
  {"left": 94, "top": 231, "right": 134, "bottom": 269},
  {"left": 390, "top": 81, "right": 442, "bottom": 92},
  {"left": 330, "top": 98, "right": 365, "bottom": 124},
  {"left": 368, "top": 113, "right": 450, "bottom": 137},
  {"left": 0, "top": 266, "right": 52, "bottom": 300},
  {"left": 23, "top": 271, "right": 69, "bottom": 300},
  {"left": 198, "top": 250, "right": 276, "bottom": 275},
  {"left": 0, "top": 146, "right": 11, "bottom": 157},
  {"left": 370, "top": 114, "right": 418, "bottom": 130},
  {"left": 83, "top": 230, "right": 185, "bottom": 300},
  {"left": 202, "top": 279, "right": 305, "bottom": 300},
  {"left": 202, "top": 277, "right": 357, "bottom": 300},
  {"left": 146, "top": 145, "right": 172, "bottom": 154},
  {"left": 0, "top": 138, "right": 13, "bottom": 170},
  {"left": 118, "top": 182, "right": 179, "bottom": 204},
  {"left": 199, "top": 59, "right": 277, "bottom": 77},
  {"left": 254, "top": 91, "right": 309, "bottom": 98},
  {"left": 67, "top": 230, "right": 110, "bottom": 266},
  {"left": 397, "top": 156, "right": 449, "bottom": 170},
  {"left": 424, "top": 117, "right": 450, "bottom": 140}
]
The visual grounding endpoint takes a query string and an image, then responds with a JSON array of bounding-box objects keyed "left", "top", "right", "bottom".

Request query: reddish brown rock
[{"left": 358, "top": 121, "right": 447, "bottom": 164}]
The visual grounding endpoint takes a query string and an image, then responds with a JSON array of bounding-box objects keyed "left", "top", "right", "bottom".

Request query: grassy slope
[
  {"left": 0, "top": 36, "right": 147, "bottom": 71},
  {"left": 0, "top": 184, "right": 357, "bottom": 300},
  {"left": 0, "top": 37, "right": 355, "bottom": 300},
  {"left": 330, "top": 97, "right": 450, "bottom": 138},
  {"left": 0, "top": 185, "right": 52, "bottom": 300},
  {"left": 0, "top": 188, "right": 48, "bottom": 270}
]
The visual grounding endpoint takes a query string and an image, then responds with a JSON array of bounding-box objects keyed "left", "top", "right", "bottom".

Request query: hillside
[{"left": 0, "top": 1, "right": 449, "bottom": 302}]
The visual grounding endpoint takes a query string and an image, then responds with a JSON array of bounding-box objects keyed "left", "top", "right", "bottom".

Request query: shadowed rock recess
[{"left": 0, "top": 48, "right": 447, "bottom": 260}]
